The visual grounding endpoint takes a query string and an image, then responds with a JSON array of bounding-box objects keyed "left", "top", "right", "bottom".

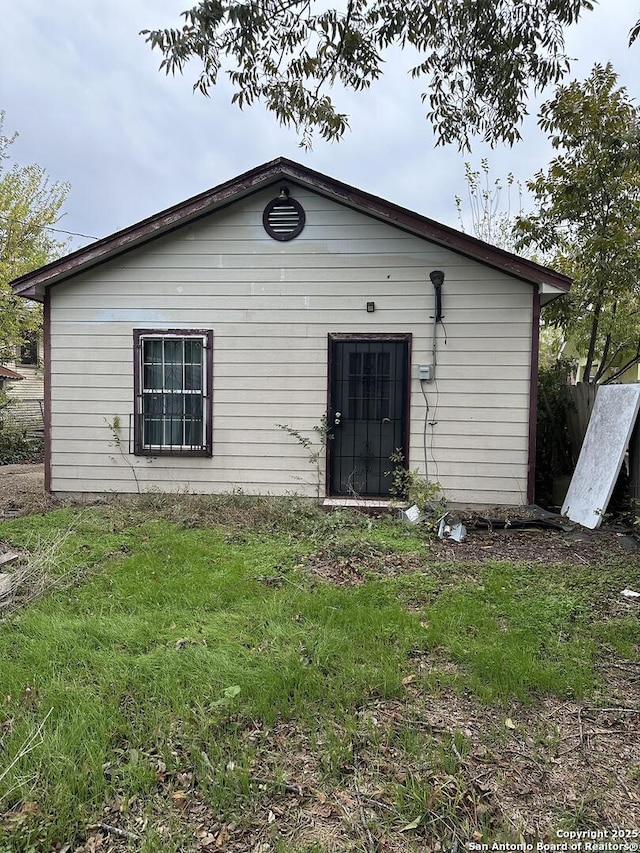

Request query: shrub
[
  {"left": 0, "top": 425, "right": 44, "bottom": 465},
  {"left": 536, "top": 360, "right": 574, "bottom": 506}
]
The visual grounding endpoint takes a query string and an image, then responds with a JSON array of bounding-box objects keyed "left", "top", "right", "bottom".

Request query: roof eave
[
  {"left": 11, "top": 159, "right": 291, "bottom": 299},
  {"left": 10, "top": 156, "right": 572, "bottom": 297},
  {"left": 0, "top": 367, "right": 25, "bottom": 381},
  {"left": 284, "top": 162, "right": 571, "bottom": 292}
]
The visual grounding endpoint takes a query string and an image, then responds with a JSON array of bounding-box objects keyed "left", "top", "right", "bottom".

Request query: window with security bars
[
  {"left": 133, "top": 330, "right": 212, "bottom": 455},
  {"left": 347, "top": 352, "right": 391, "bottom": 420}
]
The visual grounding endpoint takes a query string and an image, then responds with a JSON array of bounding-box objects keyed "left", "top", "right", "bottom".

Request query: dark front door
[{"left": 328, "top": 336, "right": 409, "bottom": 497}]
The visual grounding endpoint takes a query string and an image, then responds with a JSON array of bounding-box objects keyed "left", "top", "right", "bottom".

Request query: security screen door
[{"left": 328, "top": 336, "right": 409, "bottom": 497}]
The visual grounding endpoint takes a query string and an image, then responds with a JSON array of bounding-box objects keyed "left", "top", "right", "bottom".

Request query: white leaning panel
[{"left": 562, "top": 384, "right": 640, "bottom": 528}]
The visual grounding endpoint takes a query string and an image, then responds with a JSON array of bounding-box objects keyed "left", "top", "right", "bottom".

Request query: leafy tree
[
  {"left": 142, "top": 0, "right": 596, "bottom": 149},
  {"left": 0, "top": 112, "right": 69, "bottom": 361},
  {"left": 515, "top": 64, "right": 640, "bottom": 384}
]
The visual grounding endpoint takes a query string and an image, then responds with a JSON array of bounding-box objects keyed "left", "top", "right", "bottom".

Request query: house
[
  {"left": 10, "top": 158, "right": 570, "bottom": 505},
  {"left": 0, "top": 333, "right": 45, "bottom": 433},
  {"left": 1, "top": 333, "right": 44, "bottom": 401},
  {"left": 0, "top": 332, "right": 44, "bottom": 401},
  {"left": 574, "top": 354, "right": 640, "bottom": 385}
]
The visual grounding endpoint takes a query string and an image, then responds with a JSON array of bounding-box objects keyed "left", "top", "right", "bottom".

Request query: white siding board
[
  {"left": 113, "top": 253, "right": 464, "bottom": 270},
  {"left": 51, "top": 324, "right": 528, "bottom": 351},
  {"left": 412, "top": 408, "right": 528, "bottom": 422},
  {"left": 51, "top": 376, "right": 132, "bottom": 390},
  {"left": 398, "top": 448, "right": 529, "bottom": 466},
  {"left": 53, "top": 306, "right": 533, "bottom": 325},
  {"left": 48, "top": 183, "right": 536, "bottom": 503},
  {"left": 433, "top": 354, "right": 530, "bottom": 369},
  {"left": 410, "top": 379, "right": 529, "bottom": 395},
  {"left": 51, "top": 438, "right": 323, "bottom": 458},
  {"left": 213, "top": 370, "right": 326, "bottom": 388},
  {"left": 50, "top": 404, "right": 327, "bottom": 425},
  {"left": 416, "top": 336, "right": 530, "bottom": 353},
  {"left": 50, "top": 321, "right": 316, "bottom": 338},
  {"left": 211, "top": 388, "right": 328, "bottom": 404},
  {"left": 428, "top": 433, "right": 527, "bottom": 451},
  {"left": 49, "top": 464, "right": 316, "bottom": 486},
  {"left": 51, "top": 358, "right": 326, "bottom": 378},
  {"left": 49, "top": 292, "right": 532, "bottom": 312},
  {"left": 86, "top": 267, "right": 535, "bottom": 289},
  {"left": 50, "top": 452, "right": 316, "bottom": 474},
  {"left": 51, "top": 418, "right": 530, "bottom": 460}
]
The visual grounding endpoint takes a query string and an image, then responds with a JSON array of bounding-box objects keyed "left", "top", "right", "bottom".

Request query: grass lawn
[{"left": 0, "top": 495, "right": 639, "bottom": 852}]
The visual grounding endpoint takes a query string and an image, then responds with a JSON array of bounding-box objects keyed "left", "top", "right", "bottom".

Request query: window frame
[{"left": 133, "top": 328, "right": 213, "bottom": 457}]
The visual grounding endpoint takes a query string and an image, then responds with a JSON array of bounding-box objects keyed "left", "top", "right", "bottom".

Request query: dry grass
[{"left": 0, "top": 525, "right": 91, "bottom": 615}]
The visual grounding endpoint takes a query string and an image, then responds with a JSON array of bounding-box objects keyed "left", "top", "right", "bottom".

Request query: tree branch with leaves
[
  {"left": 515, "top": 64, "right": 640, "bottom": 384},
  {"left": 142, "top": 0, "right": 596, "bottom": 149}
]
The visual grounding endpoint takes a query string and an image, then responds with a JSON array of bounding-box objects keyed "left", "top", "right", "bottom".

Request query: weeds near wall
[
  {"left": 276, "top": 414, "right": 331, "bottom": 500},
  {"left": 388, "top": 449, "right": 446, "bottom": 527},
  {"left": 105, "top": 416, "right": 141, "bottom": 494},
  {"left": 0, "top": 394, "right": 44, "bottom": 465},
  {"left": 0, "top": 426, "right": 43, "bottom": 466}
]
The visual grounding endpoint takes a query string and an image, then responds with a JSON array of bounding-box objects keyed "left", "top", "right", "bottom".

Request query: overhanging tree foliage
[
  {"left": 515, "top": 64, "right": 640, "bottom": 384},
  {"left": 142, "top": 0, "right": 599, "bottom": 149},
  {"left": 0, "top": 112, "right": 69, "bottom": 361}
]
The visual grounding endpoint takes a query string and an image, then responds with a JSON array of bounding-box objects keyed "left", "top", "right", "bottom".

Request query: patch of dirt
[
  {"left": 303, "top": 508, "right": 640, "bottom": 586},
  {"left": 304, "top": 551, "right": 426, "bottom": 586},
  {"left": 302, "top": 527, "right": 639, "bottom": 588},
  {"left": 0, "top": 463, "right": 58, "bottom": 517},
  {"left": 429, "top": 525, "right": 638, "bottom": 566}
]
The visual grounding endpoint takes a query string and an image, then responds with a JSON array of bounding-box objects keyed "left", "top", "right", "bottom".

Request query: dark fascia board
[
  {"left": 11, "top": 156, "right": 571, "bottom": 301},
  {"left": 0, "top": 366, "right": 25, "bottom": 380}
]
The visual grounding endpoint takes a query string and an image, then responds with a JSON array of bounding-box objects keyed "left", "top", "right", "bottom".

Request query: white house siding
[
  {"left": 48, "top": 185, "right": 533, "bottom": 504},
  {"left": 2, "top": 347, "right": 44, "bottom": 400}
]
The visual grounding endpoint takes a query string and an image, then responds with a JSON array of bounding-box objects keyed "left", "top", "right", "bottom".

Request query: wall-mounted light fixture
[
  {"left": 429, "top": 270, "right": 445, "bottom": 322},
  {"left": 279, "top": 186, "right": 290, "bottom": 200},
  {"left": 366, "top": 301, "right": 375, "bottom": 313}
]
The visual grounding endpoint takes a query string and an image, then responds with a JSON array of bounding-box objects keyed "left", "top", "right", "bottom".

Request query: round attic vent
[{"left": 263, "top": 192, "right": 305, "bottom": 241}]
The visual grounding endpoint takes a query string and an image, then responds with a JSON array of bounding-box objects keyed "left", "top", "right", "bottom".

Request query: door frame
[{"left": 326, "top": 332, "right": 412, "bottom": 498}]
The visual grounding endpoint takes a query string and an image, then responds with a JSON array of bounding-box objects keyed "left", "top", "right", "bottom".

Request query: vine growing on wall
[
  {"left": 105, "top": 415, "right": 141, "bottom": 494},
  {"left": 276, "top": 414, "right": 331, "bottom": 500}
]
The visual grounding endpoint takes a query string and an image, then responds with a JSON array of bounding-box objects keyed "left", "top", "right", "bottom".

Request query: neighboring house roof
[
  {"left": 0, "top": 366, "right": 25, "bottom": 381},
  {"left": 10, "top": 157, "right": 571, "bottom": 302}
]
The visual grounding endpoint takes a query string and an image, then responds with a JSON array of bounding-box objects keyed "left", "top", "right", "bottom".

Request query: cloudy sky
[{"left": 1, "top": 1, "right": 638, "bottom": 251}]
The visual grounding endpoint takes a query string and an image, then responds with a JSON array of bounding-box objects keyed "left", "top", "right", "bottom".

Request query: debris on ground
[
  {"left": 437, "top": 513, "right": 467, "bottom": 542},
  {"left": 399, "top": 504, "right": 422, "bottom": 525}
]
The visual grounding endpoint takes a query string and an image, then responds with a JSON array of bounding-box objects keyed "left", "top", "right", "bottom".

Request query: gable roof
[{"left": 11, "top": 157, "right": 571, "bottom": 301}]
